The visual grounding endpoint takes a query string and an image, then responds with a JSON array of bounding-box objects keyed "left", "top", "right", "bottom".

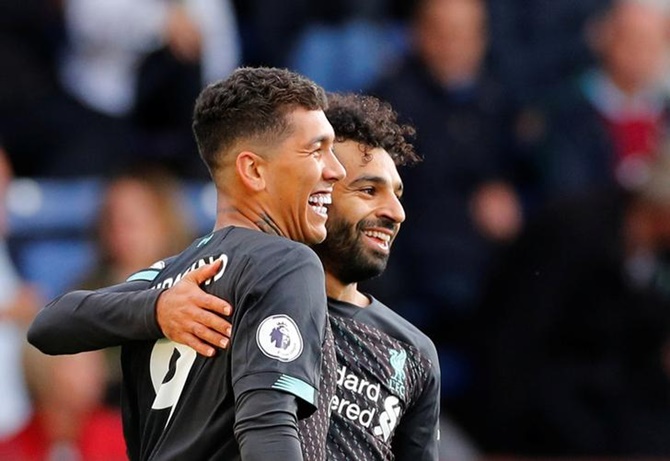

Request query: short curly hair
[
  {"left": 325, "top": 93, "right": 421, "bottom": 167},
  {"left": 192, "top": 67, "right": 328, "bottom": 175}
]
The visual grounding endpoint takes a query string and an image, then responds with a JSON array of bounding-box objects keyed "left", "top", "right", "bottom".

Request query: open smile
[
  {"left": 362, "top": 228, "right": 393, "bottom": 251},
  {"left": 308, "top": 193, "right": 332, "bottom": 217}
]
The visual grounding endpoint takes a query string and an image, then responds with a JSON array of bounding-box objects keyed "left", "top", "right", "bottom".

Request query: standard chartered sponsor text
[{"left": 330, "top": 364, "right": 401, "bottom": 440}]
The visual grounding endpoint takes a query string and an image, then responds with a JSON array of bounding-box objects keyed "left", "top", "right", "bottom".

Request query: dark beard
[{"left": 313, "top": 216, "right": 391, "bottom": 284}]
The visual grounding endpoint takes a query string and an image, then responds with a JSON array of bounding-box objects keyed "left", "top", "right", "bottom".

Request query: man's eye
[{"left": 361, "top": 187, "right": 375, "bottom": 195}]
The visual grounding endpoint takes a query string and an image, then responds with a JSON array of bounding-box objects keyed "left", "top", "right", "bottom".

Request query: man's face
[
  {"left": 262, "top": 108, "right": 345, "bottom": 245},
  {"left": 601, "top": 2, "right": 668, "bottom": 92},
  {"left": 313, "top": 140, "right": 405, "bottom": 284},
  {"left": 417, "top": 0, "right": 487, "bottom": 85}
]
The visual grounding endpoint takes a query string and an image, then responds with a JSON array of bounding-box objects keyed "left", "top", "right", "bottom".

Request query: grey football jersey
[
  {"left": 121, "top": 227, "right": 331, "bottom": 460},
  {"left": 326, "top": 296, "right": 441, "bottom": 461}
]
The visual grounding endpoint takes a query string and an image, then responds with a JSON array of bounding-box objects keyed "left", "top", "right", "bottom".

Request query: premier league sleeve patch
[{"left": 256, "top": 314, "right": 303, "bottom": 362}]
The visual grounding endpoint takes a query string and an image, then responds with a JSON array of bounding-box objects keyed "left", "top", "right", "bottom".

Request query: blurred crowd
[{"left": 3, "top": 0, "right": 670, "bottom": 459}]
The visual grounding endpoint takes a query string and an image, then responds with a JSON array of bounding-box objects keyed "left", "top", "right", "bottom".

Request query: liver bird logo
[{"left": 389, "top": 348, "right": 407, "bottom": 395}]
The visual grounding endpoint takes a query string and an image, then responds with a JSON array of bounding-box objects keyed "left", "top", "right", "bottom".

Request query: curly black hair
[
  {"left": 192, "top": 67, "right": 328, "bottom": 175},
  {"left": 325, "top": 93, "right": 421, "bottom": 167}
]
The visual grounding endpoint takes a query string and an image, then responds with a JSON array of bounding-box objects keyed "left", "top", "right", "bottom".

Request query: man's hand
[{"left": 156, "top": 260, "right": 232, "bottom": 357}]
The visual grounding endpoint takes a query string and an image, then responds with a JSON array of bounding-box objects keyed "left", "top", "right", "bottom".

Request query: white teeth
[
  {"left": 363, "top": 230, "right": 391, "bottom": 242},
  {"left": 308, "top": 193, "right": 332, "bottom": 208},
  {"left": 308, "top": 193, "right": 331, "bottom": 203},
  {"left": 310, "top": 204, "right": 328, "bottom": 216}
]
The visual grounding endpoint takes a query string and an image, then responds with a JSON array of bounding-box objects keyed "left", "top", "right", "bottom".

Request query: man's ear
[{"left": 236, "top": 151, "right": 267, "bottom": 191}]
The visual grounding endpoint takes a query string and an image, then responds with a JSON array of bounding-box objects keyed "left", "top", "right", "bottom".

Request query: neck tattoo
[{"left": 256, "top": 214, "right": 283, "bottom": 236}]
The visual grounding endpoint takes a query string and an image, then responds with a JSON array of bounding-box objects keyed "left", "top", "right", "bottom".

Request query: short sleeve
[{"left": 230, "top": 245, "right": 328, "bottom": 417}]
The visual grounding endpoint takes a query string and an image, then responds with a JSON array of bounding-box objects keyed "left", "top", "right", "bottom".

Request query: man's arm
[
  {"left": 235, "top": 390, "right": 304, "bottom": 461},
  {"left": 28, "top": 261, "right": 231, "bottom": 356},
  {"left": 392, "top": 351, "right": 441, "bottom": 460},
  {"left": 229, "top": 244, "right": 329, "bottom": 461}
]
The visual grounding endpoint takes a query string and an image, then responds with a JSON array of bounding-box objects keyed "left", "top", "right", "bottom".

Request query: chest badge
[{"left": 388, "top": 348, "right": 407, "bottom": 396}]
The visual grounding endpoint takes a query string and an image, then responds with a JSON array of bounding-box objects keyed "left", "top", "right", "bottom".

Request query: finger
[
  {"left": 192, "top": 322, "right": 230, "bottom": 350},
  {"left": 183, "top": 259, "right": 222, "bottom": 285},
  {"left": 193, "top": 293, "right": 232, "bottom": 316},
  {"left": 192, "top": 309, "right": 232, "bottom": 337},
  {"left": 180, "top": 332, "right": 216, "bottom": 357}
]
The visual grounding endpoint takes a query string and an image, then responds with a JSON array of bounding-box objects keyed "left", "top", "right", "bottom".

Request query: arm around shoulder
[{"left": 27, "top": 280, "right": 163, "bottom": 354}]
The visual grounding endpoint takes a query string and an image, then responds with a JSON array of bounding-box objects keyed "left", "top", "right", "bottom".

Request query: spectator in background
[
  {"left": 0, "top": 347, "right": 126, "bottom": 460},
  {"left": 75, "top": 165, "right": 194, "bottom": 407},
  {"left": 0, "top": 0, "right": 64, "bottom": 178},
  {"left": 235, "top": 0, "right": 410, "bottom": 70},
  {"left": 369, "top": 0, "right": 525, "bottom": 435},
  {"left": 9, "top": 0, "right": 240, "bottom": 178},
  {"left": 232, "top": 0, "right": 414, "bottom": 93},
  {"left": 486, "top": 0, "right": 611, "bottom": 105},
  {"left": 479, "top": 145, "right": 670, "bottom": 456},
  {"left": 0, "top": 148, "right": 43, "bottom": 441},
  {"left": 78, "top": 166, "right": 194, "bottom": 291},
  {"left": 536, "top": 0, "right": 670, "bottom": 201},
  {"left": 0, "top": 0, "right": 61, "bottom": 110}
]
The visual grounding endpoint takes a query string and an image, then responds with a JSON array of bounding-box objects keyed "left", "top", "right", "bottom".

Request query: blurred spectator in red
[
  {"left": 478, "top": 146, "right": 670, "bottom": 456},
  {"left": 0, "top": 147, "right": 43, "bottom": 441},
  {"left": 536, "top": 0, "right": 670, "bottom": 201},
  {"left": 368, "top": 0, "right": 526, "bottom": 435},
  {"left": 0, "top": 347, "right": 126, "bottom": 460}
]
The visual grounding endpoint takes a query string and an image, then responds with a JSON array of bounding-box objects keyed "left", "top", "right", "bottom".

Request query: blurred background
[{"left": 3, "top": 0, "right": 670, "bottom": 459}]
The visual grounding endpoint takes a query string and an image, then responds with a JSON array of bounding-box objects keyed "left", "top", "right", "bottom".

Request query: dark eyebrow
[{"left": 349, "top": 175, "right": 404, "bottom": 195}]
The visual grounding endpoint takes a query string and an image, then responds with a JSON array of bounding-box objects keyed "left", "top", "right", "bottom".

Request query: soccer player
[
  {"left": 314, "top": 93, "right": 441, "bottom": 460},
  {"left": 29, "top": 66, "right": 345, "bottom": 460},
  {"left": 29, "top": 93, "right": 441, "bottom": 460}
]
